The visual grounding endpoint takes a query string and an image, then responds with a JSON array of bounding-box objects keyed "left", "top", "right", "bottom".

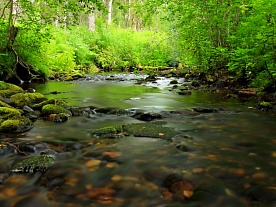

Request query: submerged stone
[
  {"left": 123, "top": 122, "right": 178, "bottom": 139},
  {"left": 91, "top": 121, "right": 179, "bottom": 139},
  {"left": 10, "top": 155, "right": 55, "bottom": 173},
  {"left": 91, "top": 125, "right": 123, "bottom": 138}
]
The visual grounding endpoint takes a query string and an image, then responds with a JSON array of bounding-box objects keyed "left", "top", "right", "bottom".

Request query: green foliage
[
  {"left": 151, "top": 0, "right": 276, "bottom": 90},
  {"left": 86, "top": 25, "right": 173, "bottom": 71}
]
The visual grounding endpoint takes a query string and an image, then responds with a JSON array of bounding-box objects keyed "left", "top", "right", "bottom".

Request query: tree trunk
[
  {"left": 107, "top": 0, "right": 112, "bottom": 25},
  {"left": 89, "top": 12, "right": 95, "bottom": 31}
]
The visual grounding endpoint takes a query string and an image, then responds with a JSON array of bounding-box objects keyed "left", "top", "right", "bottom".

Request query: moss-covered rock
[
  {"left": 41, "top": 104, "right": 67, "bottom": 115},
  {"left": 10, "top": 154, "right": 55, "bottom": 173},
  {"left": 257, "top": 101, "right": 273, "bottom": 111},
  {"left": 0, "top": 115, "right": 33, "bottom": 133},
  {"left": 91, "top": 125, "right": 123, "bottom": 138},
  {"left": 53, "top": 113, "right": 69, "bottom": 122},
  {"left": 123, "top": 122, "right": 178, "bottom": 139},
  {"left": 0, "top": 107, "right": 21, "bottom": 118},
  {"left": 0, "top": 100, "right": 13, "bottom": 108},
  {"left": 10, "top": 92, "right": 47, "bottom": 107},
  {"left": 0, "top": 81, "right": 24, "bottom": 97},
  {"left": 91, "top": 121, "right": 178, "bottom": 139},
  {"left": 32, "top": 99, "right": 67, "bottom": 110}
]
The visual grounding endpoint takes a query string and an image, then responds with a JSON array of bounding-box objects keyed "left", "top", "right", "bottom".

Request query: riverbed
[{"left": 1, "top": 74, "right": 275, "bottom": 207}]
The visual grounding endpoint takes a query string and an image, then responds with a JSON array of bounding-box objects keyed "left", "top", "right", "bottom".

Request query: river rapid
[{"left": 0, "top": 73, "right": 275, "bottom": 207}]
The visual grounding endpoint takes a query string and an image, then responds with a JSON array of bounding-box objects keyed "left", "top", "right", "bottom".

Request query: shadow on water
[{"left": 1, "top": 75, "right": 276, "bottom": 207}]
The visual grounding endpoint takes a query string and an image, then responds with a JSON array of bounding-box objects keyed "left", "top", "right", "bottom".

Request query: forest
[{"left": 0, "top": 0, "right": 275, "bottom": 92}]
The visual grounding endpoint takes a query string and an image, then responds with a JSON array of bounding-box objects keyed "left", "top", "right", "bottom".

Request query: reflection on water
[{"left": 1, "top": 76, "right": 276, "bottom": 207}]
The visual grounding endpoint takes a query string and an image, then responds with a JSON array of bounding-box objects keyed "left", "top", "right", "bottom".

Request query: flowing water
[{"left": 1, "top": 74, "right": 276, "bottom": 207}]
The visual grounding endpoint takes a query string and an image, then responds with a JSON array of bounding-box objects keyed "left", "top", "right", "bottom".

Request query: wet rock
[
  {"left": 132, "top": 112, "right": 163, "bottom": 121},
  {"left": 91, "top": 125, "right": 123, "bottom": 139},
  {"left": 22, "top": 105, "right": 33, "bottom": 113},
  {"left": 243, "top": 185, "right": 276, "bottom": 203},
  {"left": 107, "top": 108, "right": 136, "bottom": 116},
  {"left": 14, "top": 193, "right": 52, "bottom": 207},
  {"left": 0, "top": 144, "right": 16, "bottom": 156},
  {"left": 256, "top": 101, "right": 273, "bottom": 111},
  {"left": 0, "top": 98, "right": 14, "bottom": 107},
  {"left": 162, "top": 173, "right": 194, "bottom": 201},
  {"left": 67, "top": 106, "right": 84, "bottom": 116},
  {"left": 191, "top": 107, "right": 220, "bottom": 113},
  {"left": 123, "top": 122, "right": 178, "bottom": 139},
  {"left": 170, "top": 80, "right": 178, "bottom": 84},
  {"left": 178, "top": 91, "right": 192, "bottom": 95},
  {"left": 52, "top": 113, "right": 69, "bottom": 123},
  {"left": 95, "top": 107, "right": 118, "bottom": 114},
  {"left": 191, "top": 80, "right": 200, "bottom": 88},
  {"left": 10, "top": 154, "right": 55, "bottom": 173},
  {"left": 224, "top": 94, "right": 238, "bottom": 99}
]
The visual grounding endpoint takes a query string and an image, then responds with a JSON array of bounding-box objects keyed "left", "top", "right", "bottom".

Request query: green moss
[
  {"left": 91, "top": 121, "right": 178, "bottom": 139},
  {"left": 260, "top": 101, "right": 270, "bottom": 107},
  {"left": 41, "top": 104, "right": 67, "bottom": 115},
  {"left": 10, "top": 93, "right": 30, "bottom": 107},
  {"left": 33, "top": 99, "right": 67, "bottom": 110},
  {"left": 91, "top": 125, "right": 123, "bottom": 138},
  {"left": 0, "top": 81, "right": 7, "bottom": 90},
  {"left": 0, "top": 116, "right": 33, "bottom": 133},
  {"left": 10, "top": 154, "right": 55, "bottom": 173},
  {"left": 0, "top": 100, "right": 12, "bottom": 108},
  {"left": 123, "top": 122, "right": 178, "bottom": 139},
  {"left": 10, "top": 92, "right": 47, "bottom": 107},
  {"left": 0, "top": 81, "right": 24, "bottom": 98},
  {"left": 53, "top": 113, "right": 69, "bottom": 122},
  {"left": 0, "top": 107, "right": 21, "bottom": 118}
]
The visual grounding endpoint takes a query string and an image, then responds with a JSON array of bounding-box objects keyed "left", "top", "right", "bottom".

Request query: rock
[
  {"left": 132, "top": 112, "right": 163, "bottom": 121},
  {"left": 41, "top": 104, "right": 67, "bottom": 115},
  {"left": 0, "top": 81, "right": 24, "bottom": 97},
  {"left": 10, "top": 92, "right": 47, "bottom": 107},
  {"left": 10, "top": 154, "right": 55, "bottom": 173},
  {"left": 191, "top": 107, "right": 220, "bottom": 113},
  {"left": 91, "top": 125, "right": 123, "bottom": 138},
  {"left": 122, "top": 121, "right": 178, "bottom": 139},
  {"left": 256, "top": 101, "right": 273, "bottom": 111},
  {"left": 0, "top": 98, "right": 14, "bottom": 107},
  {"left": 191, "top": 80, "right": 200, "bottom": 88},
  {"left": 67, "top": 107, "right": 84, "bottom": 116},
  {"left": 0, "top": 107, "right": 21, "bottom": 118},
  {"left": 32, "top": 99, "right": 67, "bottom": 110},
  {"left": 178, "top": 91, "right": 192, "bottom": 95},
  {"left": 170, "top": 80, "right": 178, "bottom": 84},
  {"left": 0, "top": 116, "right": 33, "bottom": 133},
  {"left": 22, "top": 105, "right": 34, "bottom": 113},
  {"left": 52, "top": 113, "right": 69, "bottom": 122}
]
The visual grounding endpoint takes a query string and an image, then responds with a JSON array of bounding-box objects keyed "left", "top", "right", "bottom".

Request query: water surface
[{"left": 1, "top": 74, "right": 275, "bottom": 207}]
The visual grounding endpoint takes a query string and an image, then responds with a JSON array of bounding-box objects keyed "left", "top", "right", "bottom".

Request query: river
[{"left": 0, "top": 74, "right": 275, "bottom": 207}]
